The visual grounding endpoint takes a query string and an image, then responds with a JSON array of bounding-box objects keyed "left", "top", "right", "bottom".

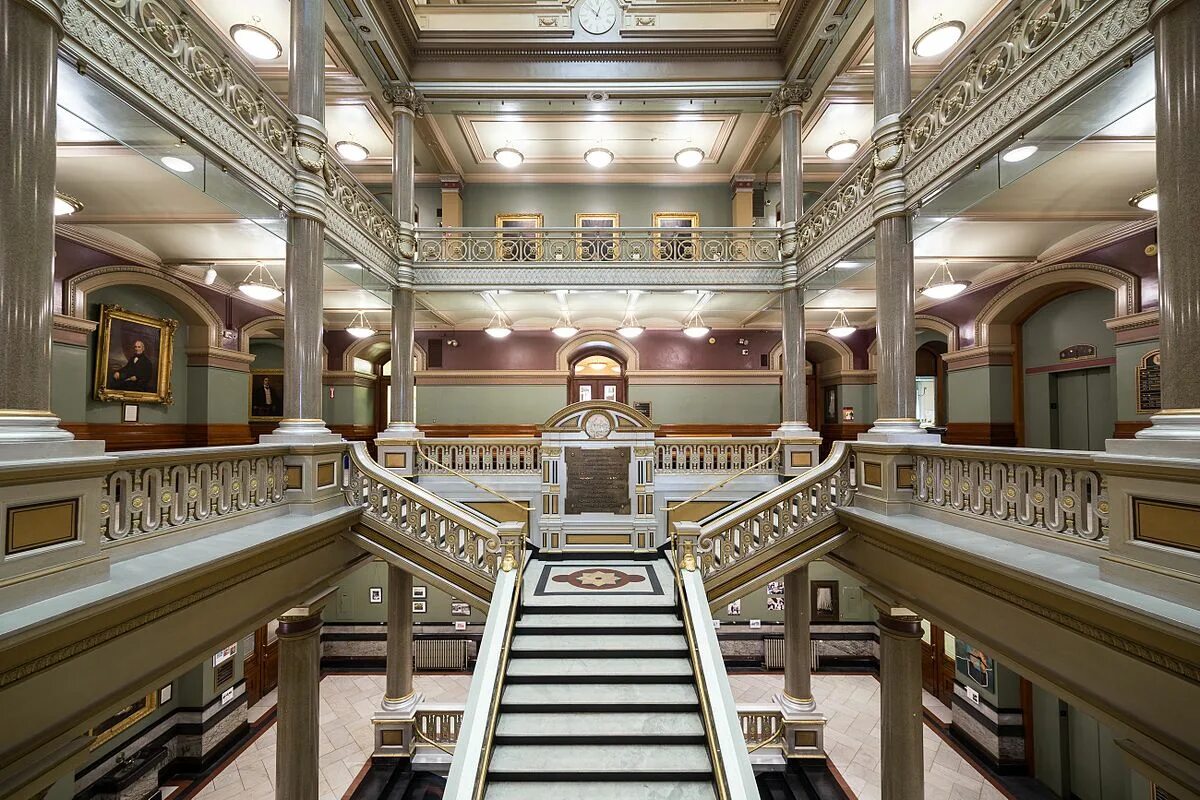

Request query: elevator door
[{"left": 1051, "top": 367, "right": 1114, "bottom": 451}]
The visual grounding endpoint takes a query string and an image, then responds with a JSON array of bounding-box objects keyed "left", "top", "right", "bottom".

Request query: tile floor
[{"left": 190, "top": 672, "right": 1007, "bottom": 800}]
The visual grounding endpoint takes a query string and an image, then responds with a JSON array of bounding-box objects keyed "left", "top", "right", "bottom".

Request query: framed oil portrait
[
  {"left": 94, "top": 305, "right": 177, "bottom": 404},
  {"left": 495, "top": 213, "right": 543, "bottom": 261},
  {"left": 88, "top": 691, "right": 157, "bottom": 750},
  {"left": 248, "top": 369, "right": 285, "bottom": 420},
  {"left": 652, "top": 212, "right": 699, "bottom": 260},
  {"left": 576, "top": 212, "right": 619, "bottom": 261},
  {"left": 811, "top": 580, "right": 839, "bottom": 621}
]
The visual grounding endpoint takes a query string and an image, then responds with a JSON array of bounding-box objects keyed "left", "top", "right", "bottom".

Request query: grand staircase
[{"left": 482, "top": 552, "right": 720, "bottom": 800}]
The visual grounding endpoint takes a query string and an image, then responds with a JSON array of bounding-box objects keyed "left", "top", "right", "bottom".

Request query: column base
[
  {"left": 859, "top": 418, "right": 941, "bottom": 444},
  {"left": 1109, "top": 410, "right": 1200, "bottom": 457},
  {"left": 259, "top": 419, "right": 343, "bottom": 445},
  {"left": 376, "top": 423, "right": 423, "bottom": 476},
  {"left": 774, "top": 424, "right": 823, "bottom": 476},
  {"left": 775, "top": 692, "right": 826, "bottom": 759},
  {"left": 373, "top": 691, "right": 422, "bottom": 758},
  {"left": 0, "top": 412, "right": 105, "bottom": 462}
]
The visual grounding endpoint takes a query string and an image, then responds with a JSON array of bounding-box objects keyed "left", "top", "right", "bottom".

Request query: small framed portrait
[
  {"left": 369, "top": 586, "right": 383, "bottom": 604},
  {"left": 766, "top": 596, "right": 785, "bottom": 612},
  {"left": 450, "top": 601, "right": 471, "bottom": 616},
  {"left": 412, "top": 586, "right": 427, "bottom": 599},
  {"left": 249, "top": 369, "right": 285, "bottom": 420},
  {"left": 811, "top": 580, "right": 840, "bottom": 621},
  {"left": 726, "top": 600, "right": 741, "bottom": 616},
  {"left": 766, "top": 580, "right": 784, "bottom": 596},
  {"left": 94, "top": 305, "right": 177, "bottom": 404},
  {"left": 412, "top": 601, "right": 427, "bottom": 614},
  {"left": 841, "top": 406, "right": 855, "bottom": 422},
  {"left": 495, "top": 213, "right": 543, "bottom": 261},
  {"left": 652, "top": 212, "right": 699, "bottom": 260},
  {"left": 122, "top": 404, "right": 140, "bottom": 423},
  {"left": 824, "top": 388, "right": 838, "bottom": 424},
  {"left": 575, "top": 212, "right": 619, "bottom": 261}
]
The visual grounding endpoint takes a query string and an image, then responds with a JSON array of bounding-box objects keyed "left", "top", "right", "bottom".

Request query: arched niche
[
  {"left": 341, "top": 333, "right": 428, "bottom": 373},
  {"left": 554, "top": 330, "right": 640, "bottom": 373},
  {"left": 768, "top": 330, "right": 855, "bottom": 373}
]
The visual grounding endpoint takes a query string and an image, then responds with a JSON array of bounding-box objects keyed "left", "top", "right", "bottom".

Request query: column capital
[
  {"left": 277, "top": 586, "right": 337, "bottom": 636},
  {"left": 730, "top": 173, "right": 755, "bottom": 193},
  {"left": 866, "top": 589, "right": 923, "bottom": 637},
  {"left": 384, "top": 81, "right": 426, "bottom": 117},
  {"left": 768, "top": 81, "right": 812, "bottom": 116}
]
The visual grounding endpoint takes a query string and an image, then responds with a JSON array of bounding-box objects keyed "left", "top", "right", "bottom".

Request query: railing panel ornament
[
  {"left": 418, "top": 440, "right": 541, "bottom": 475},
  {"left": 656, "top": 439, "right": 780, "bottom": 474}
]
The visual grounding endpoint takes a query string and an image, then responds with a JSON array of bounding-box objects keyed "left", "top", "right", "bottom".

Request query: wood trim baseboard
[
  {"left": 656, "top": 424, "right": 778, "bottom": 437},
  {"left": 944, "top": 422, "right": 1018, "bottom": 447},
  {"left": 329, "top": 424, "right": 377, "bottom": 442},
  {"left": 418, "top": 424, "right": 542, "bottom": 438},
  {"left": 63, "top": 423, "right": 255, "bottom": 451},
  {"left": 1113, "top": 420, "right": 1152, "bottom": 439}
]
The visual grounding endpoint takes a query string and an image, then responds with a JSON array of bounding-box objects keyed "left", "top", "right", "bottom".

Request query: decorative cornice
[
  {"left": 1106, "top": 310, "right": 1160, "bottom": 344},
  {"left": 52, "top": 314, "right": 98, "bottom": 347},
  {"left": 941, "top": 345, "right": 1015, "bottom": 371},
  {"left": 323, "top": 370, "right": 378, "bottom": 387},
  {"left": 186, "top": 347, "right": 256, "bottom": 372}
]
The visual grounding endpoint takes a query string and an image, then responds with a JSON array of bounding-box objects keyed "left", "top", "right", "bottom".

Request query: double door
[
  {"left": 243, "top": 622, "right": 279, "bottom": 706},
  {"left": 569, "top": 377, "right": 626, "bottom": 404}
]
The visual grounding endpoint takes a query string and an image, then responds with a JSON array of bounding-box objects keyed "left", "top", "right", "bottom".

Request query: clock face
[
  {"left": 584, "top": 413, "right": 613, "bottom": 439},
  {"left": 578, "top": 0, "right": 617, "bottom": 34}
]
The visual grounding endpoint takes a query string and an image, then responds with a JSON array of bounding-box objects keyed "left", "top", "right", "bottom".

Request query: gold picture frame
[
  {"left": 652, "top": 212, "right": 700, "bottom": 260},
  {"left": 495, "top": 213, "right": 544, "bottom": 261},
  {"left": 93, "top": 304, "right": 177, "bottom": 404},
  {"left": 575, "top": 212, "right": 620, "bottom": 261},
  {"left": 88, "top": 691, "right": 158, "bottom": 750},
  {"left": 249, "top": 369, "right": 286, "bottom": 421}
]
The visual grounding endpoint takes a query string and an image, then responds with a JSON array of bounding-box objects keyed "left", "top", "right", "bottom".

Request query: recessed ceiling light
[
  {"left": 345, "top": 310, "right": 376, "bottom": 339},
  {"left": 674, "top": 147, "right": 705, "bottom": 168},
  {"left": 53, "top": 192, "right": 82, "bottom": 217},
  {"left": 825, "top": 139, "right": 860, "bottom": 162},
  {"left": 584, "top": 147, "right": 614, "bottom": 168},
  {"left": 237, "top": 262, "right": 283, "bottom": 301},
  {"left": 1002, "top": 144, "right": 1039, "bottom": 163},
  {"left": 1129, "top": 188, "right": 1158, "bottom": 212},
  {"left": 230, "top": 22, "right": 283, "bottom": 60},
  {"left": 335, "top": 140, "right": 369, "bottom": 162},
  {"left": 912, "top": 18, "right": 965, "bottom": 58},
  {"left": 826, "top": 310, "right": 856, "bottom": 338},
  {"left": 494, "top": 147, "right": 524, "bottom": 168},
  {"left": 160, "top": 155, "right": 195, "bottom": 173},
  {"left": 919, "top": 261, "right": 971, "bottom": 300}
]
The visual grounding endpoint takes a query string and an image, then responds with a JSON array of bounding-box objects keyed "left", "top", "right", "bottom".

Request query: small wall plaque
[
  {"left": 1137, "top": 349, "right": 1161, "bottom": 414},
  {"left": 1059, "top": 343, "right": 1096, "bottom": 361}
]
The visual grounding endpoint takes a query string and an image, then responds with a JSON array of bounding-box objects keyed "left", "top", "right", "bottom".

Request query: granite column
[
  {"left": 875, "top": 602, "right": 924, "bottom": 800},
  {"left": 275, "top": 594, "right": 332, "bottom": 800}
]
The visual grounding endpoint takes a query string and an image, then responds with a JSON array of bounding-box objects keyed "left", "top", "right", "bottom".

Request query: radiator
[
  {"left": 762, "top": 639, "right": 820, "bottom": 671},
  {"left": 414, "top": 639, "right": 468, "bottom": 671}
]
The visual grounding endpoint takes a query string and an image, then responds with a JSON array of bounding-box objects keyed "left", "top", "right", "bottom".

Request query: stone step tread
[
  {"left": 495, "top": 711, "right": 705, "bottom": 738},
  {"left": 489, "top": 743, "right": 712, "bottom": 774},
  {"left": 486, "top": 781, "right": 717, "bottom": 800},
  {"left": 516, "top": 613, "right": 682, "bottom": 629},
  {"left": 512, "top": 634, "right": 687, "bottom": 651},
  {"left": 506, "top": 657, "right": 693, "bottom": 677},
  {"left": 503, "top": 683, "right": 698, "bottom": 706}
]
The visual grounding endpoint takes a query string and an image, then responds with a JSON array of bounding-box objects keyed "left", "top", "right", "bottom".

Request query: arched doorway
[
  {"left": 916, "top": 339, "right": 948, "bottom": 429},
  {"left": 568, "top": 350, "right": 627, "bottom": 404}
]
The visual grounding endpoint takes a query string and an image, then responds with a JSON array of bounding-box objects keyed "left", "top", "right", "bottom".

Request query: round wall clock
[
  {"left": 578, "top": 0, "right": 617, "bottom": 35},
  {"left": 583, "top": 412, "right": 613, "bottom": 439}
]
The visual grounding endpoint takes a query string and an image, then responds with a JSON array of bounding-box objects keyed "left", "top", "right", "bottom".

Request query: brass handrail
[
  {"left": 664, "top": 441, "right": 782, "bottom": 514},
  {"left": 414, "top": 723, "right": 456, "bottom": 756},
  {"left": 746, "top": 722, "right": 785, "bottom": 754},
  {"left": 416, "top": 445, "right": 532, "bottom": 512}
]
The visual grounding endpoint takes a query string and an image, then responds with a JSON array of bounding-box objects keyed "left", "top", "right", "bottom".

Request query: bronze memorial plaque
[{"left": 565, "top": 447, "right": 631, "bottom": 515}]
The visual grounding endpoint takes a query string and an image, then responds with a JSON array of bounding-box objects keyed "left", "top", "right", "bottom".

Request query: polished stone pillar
[
  {"left": 0, "top": 0, "right": 98, "bottom": 456},
  {"left": 783, "top": 565, "right": 812, "bottom": 707},
  {"left": 776, "top": 89, "right": 804, "bottom": 227},
  {"left": 1137, "top": 0, "right": 1200, "bottom": 442},
  {"left": 863, "top": 0, "right": 931, "bottom": 442},
  {"left": 875, "top": 603, "right": 924, "bottom": 800},
  {"left": 388, "top": 86, "right": 418, "bottom": 227},
  {"left": 276, "top": 592, "right": 333, "bottom": 800},
  {"left": 266, "top": 0, "right": 336, "bottom": 442},
  {"left": 384, "top": 564, "right": 414, "bottom": 706},
  {"left": 780, "top": 286, "right": 810, "bottom": 430},
  {"left": 387, "top": 288, "right": 416, "bottom": 431}
]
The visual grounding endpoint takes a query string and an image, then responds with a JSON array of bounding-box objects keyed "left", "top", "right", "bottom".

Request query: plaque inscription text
[{"left": 564, "top": 447, "right": 631, "bottom": 515}]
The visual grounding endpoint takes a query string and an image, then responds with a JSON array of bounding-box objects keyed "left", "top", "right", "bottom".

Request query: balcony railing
[{"left": 415, "top": 227, "right": 780, "bottom": 265}]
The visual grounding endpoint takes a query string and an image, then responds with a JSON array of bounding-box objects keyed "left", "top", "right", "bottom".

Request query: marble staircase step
[
  {"left": 521, "top": 603, "right": 668, "bottom": 615},
  {"left": 488, "top": 743, "right": 713, "bottom": 781},
  {"left": 495, "top": 711, "right": 705, "bottom": 743},
  {"left": 502, "top": 682, "right": 699, "bottom": 712},
  {"left": 511, "top": 633, "right": 688, "bottom": 658},
  {"left": 515, "top": 612, "right": 682, "bottom": 634},
  {"left": 505, "top": 656, "right": 693, "bottom": 683},
  {"left": 485, "top": 780, "right": 717, "bottom": 800}
]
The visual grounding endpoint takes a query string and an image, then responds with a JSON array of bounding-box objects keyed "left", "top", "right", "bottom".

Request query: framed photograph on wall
[
  {"left": 766, "top": 596, "right": 784, "bottom": 612},
  {"left": 811, "top": 580, "right": 839, "bottom": 621},
  {"left": 726, "top": 600, "right": 741, "bottom": 616},
  {"left": 652, "top": 212, "right": 699, "bottom": 260},
  {"left": 766, "top": 580, "right": 784, "bottom": 596},
  {"left": 450, "top": 600, "right": 471, "bottom": 616},
  {"left": 412, "top": 601, "right": 427, "bottom": 614},
  {"left": 495, "top": 213, "right": 543, "bottom": 261},
  {"left": 575, "top": 212, "right": 619, "bottom": 261},
  {"left": 94, "top": 304, "right": 177, "bottom": 404},
  {"left": 369, "top": 586, "right": 383, "bottom": 604},
  {"left": 412, "top": 586, "right": 427, "bottom": 599},
  {"left": 248, "top": 369, "right": 285, "bottom": 420},
  {"left": 824, "top": 388, "right": 837, "bottom": 424}
]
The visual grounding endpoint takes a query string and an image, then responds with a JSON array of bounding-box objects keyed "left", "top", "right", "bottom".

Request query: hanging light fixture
[
  {"left": 493, "top": 147, "right": 524, "bottom": 168},
  {"left": 345, "top": 311, "right": 375, "bottom": 339},
  {"left": 825, "top": 136, "right": 860, "bottom": 162},
  {"left": 674, "top": 147, "right": 705, "bottom": 168},
  {"left": 552, "top": 318, "right": 579, "bottom": 338},
  {"left": 919, "top": 260, "right": 971, "bottom": 299},
  {"left": 236, "top": 262, "right": 283, "bottom": 301},
  {"left": 335, "top": 139, "right": 370, "bottom": 162},
  {"left": 584, "top": 147, "right": 614, "bottom": 168},
  {"left": 484, "top": 313, "right": 513, "bottom": 338},
  {"left": 203, "top": 266, "right": 218, "bottom": 285},
  {"left": 826, "top": 310, "right": 856, "bottom": 338},
  {"left": 682, "top": 315, "right": 711, "bottom": 338},
  {"left": 617, "top": 312, "right": 644, "bottom": 338},
  {"left": 912, "top": 15, "right": 965, "bottom": 58},
  {"left": 1129, "top": 187, "right": 1158, "bottom": 212},
  {"left": 53, "top": 192, "right": 82, "bottom": 217},
  {"left": 230, "top": 18, "right": 283, "bottom": 60}
]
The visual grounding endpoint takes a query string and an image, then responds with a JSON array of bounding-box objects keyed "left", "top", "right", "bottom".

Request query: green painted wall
[
  {"left": 51, "top": 344, "right": 89, "bottom": 422},
  {"left": 628, "top": 384, "right": 780, "bottom": 424},
  {"left": 416, "top": 385, "right": 565, "bottom": 425},
  {"left": 1114, "top": 339, "right": 1159, "bottom": 420},
  {"left": 327, "top": 559, "right": 487, "bottom": 624},
  {"left": 461, "top": 183, "right": 732, "bottom": 228},
  {"left": 948, "top": 365, "right": 1013, "bottom": 423},
  {"left": 1032, "top": 685, "right": 1070, "bottom": 797},
  {"left": 827, "top": 383, "right": 875, "bottom": 426},
  {"left": 324, "top": 383, "right": 375, "bottom": 426},
  {"left": 249, "top": 340, "right": 284, "bottom": 369},
  {"left": 714, "top": 561, "right": 870, "bottom": 623},
  {"left": 187, "top": 367, "right": 250, "bottom": 424},
  {"left": 1032, "top": 683, "right": 1141, "bottom": 800}
]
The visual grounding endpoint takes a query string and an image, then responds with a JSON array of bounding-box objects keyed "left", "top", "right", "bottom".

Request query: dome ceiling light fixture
[
  {"left": 919, "top": 260, "right": 971, "bottom": 300},
  {"left": 53, "top": 192, "right": 82, "bottom": 217},
  {"left": 617, "top": 289, "right": 644, "bottom": 338},
  {"left": 584, "top": 147, "right": 614, "bottom": 168},
  {"left": 552, "top": 317, "right": 579, "bottom": 338},
  {"left": 824, "top": 136, "right": 860, "bottom": 162},
  {"left": 335, "top": 139, "right": 370, "bottom": 162},
  {"left": 682, "top": 315, "right": 711, "bottom": 338},
  {"left": 826, "top": 309, "right": 856, "bottom": 338},
  {"left": 1129, "top": 187, "right": 1158, "bottom": 212},
  {"left": 230, "top": 18, "right": 283, "bottom": 61},
  {"left": 345, "top": 310, "right": 376, "bottom": 339},
  {"left": 674, "top": 147, "right": 705, "bottom": 168},
  {"left": 484, "top": 313, "right": 513, "bottom": 338},
  {"left": 493, "top": 147, "right": 524, "bottom": 168},
  {"left": 912, "top": 15, "right": 966, "bottom": 58},
  {"left": 237, "top": 262, "right": 283, "bottom": 301}
]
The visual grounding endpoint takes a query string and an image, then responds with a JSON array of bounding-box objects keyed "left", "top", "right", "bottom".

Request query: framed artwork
[
  {"left": 766, "top": 596, "right": 784, "bottom": 612},
  {"left": 94, "top": 304, "right": 177, "bottom": 404},
  {"left": 766, "top": 580, "right": 784, "bottom": 596},
  {"left": 955, "top": 640, "right": 994, "bottom": 689},
  {"left": 412, "top": 601, "right": 427, "bottom": 614},
  {"left": 495, "top": 213, "right": 543, "bottom": 261},
  {"left": 249, "top": 369, "right": 285, "bottom": 420},
  {"left": 88, "top": 692, "right": 157, "bottom": 750},
  {"left": 824, "top": 388, "right": 837, "bottom": 424},
  {"left": 412, "top": 586, "right": 427, "bottom": 599},
  {"left": 841, "top": 406, "right": 855, "bottom": 422},
  {"left": 726, "top": 600, "right": 741, "bottom": 616},
  {"left": 369, "top": 586, "right": 383, "bottom": 604},
  {"left": 811, "top": 580, "right": 839, "bottom": 620},
  {"left": 122, "top": 404, "right": 139, "bottom": 423},
  {"left": 451, "top": 600, "right": 471, "bottom": 616},
  {"left": 575, "top": 212, "right": 619, "bottom": 261},
  {"left": 652, "top": 212, "right": 699, "bottom": 260}
]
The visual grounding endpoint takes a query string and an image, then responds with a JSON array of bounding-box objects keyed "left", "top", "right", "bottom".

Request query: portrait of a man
[
  {"left": 94, "top": 305, "right": 176, "bottom": 404},
  {"left": 249, "top": 371, "right": 285, "bottom": 419}
]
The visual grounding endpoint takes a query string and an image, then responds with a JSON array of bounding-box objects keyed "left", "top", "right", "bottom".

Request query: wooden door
[
  {"left": 244, "top": 623, "right": 279, "bottom": 706},
  {"left": 921, "top": 624, "right": 955, "bottom": 706},
  {"left": 569, "top": 377, "right": 626, "bottom": 404}
]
